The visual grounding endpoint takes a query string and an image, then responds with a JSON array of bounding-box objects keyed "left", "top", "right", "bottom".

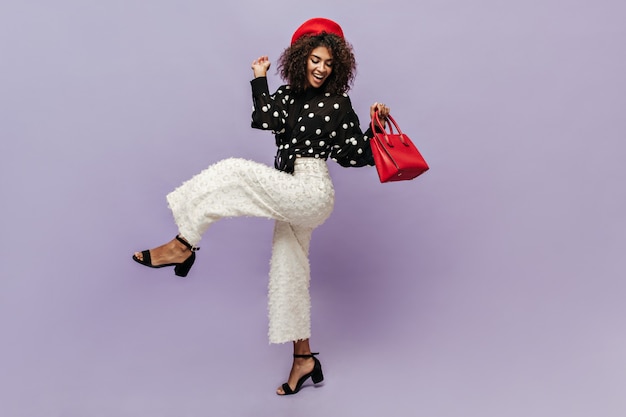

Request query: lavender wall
[{"left": 1, "top": 1, "right": 624, "bottom": 416}]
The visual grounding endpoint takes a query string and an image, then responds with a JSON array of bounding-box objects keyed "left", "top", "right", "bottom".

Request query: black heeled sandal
[
  {"left": 279, "top": 353, "right": 324, "bottom": 396},
  {"left": 132, "top": 235, "right": 199, "bottom": 277}
]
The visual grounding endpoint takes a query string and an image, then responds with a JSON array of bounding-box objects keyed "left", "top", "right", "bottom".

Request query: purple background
[{"left": 1, "top": 1, "right": 625, "bottom": 416}]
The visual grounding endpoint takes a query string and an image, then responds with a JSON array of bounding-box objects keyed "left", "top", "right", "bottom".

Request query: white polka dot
[
  {"left": 342, "top": 124, "right": 348, "bottom": 129},
  {"left": 319, "top": 140, "right": 325, "bottom": 146},
  {"left": 321, "top": 151, "right": 326, "bottom": 155},
  {"left": 357, "top": 148, "right": 363, "bottom": 154},
  {"left": 292, "top": 138, "right": 297, "bottom": 143},
  {"left": 351, "top": 139, "right": 358, "bottom": 145},
  {"left": 331, "top": 131, "right": 336, "bottom": 137},
  {"left": 298, "top": 117, "right": 303, "bottom": 122},
  {"left": 305, "top": 140, "right": 311, "bottom": 146},
  {"left": 290, "top": 99, "right": 295, "bottom": 104},
  {"left": 304, "top": 104, "right": 309, "bottom": 109},
  {"left": 350, "top": 160, "right": 357, "bottom": 165},
  {"left": 308, "top": 149, "right": 314, "bottom": 153},
  {"left": 273, "top": 111, "right": 279, "bottom": 117},
  {"left": 284, "top": 144, "right": 289, "bottom": 149},
  {"left": 279, "top": 145, "right": 284, "bottom": 149},
  {"left": 316, "top": 129, "right": 322, "bottom": 135},
  {"left": 308, "top": 113, "right": 314, "bottom": 118},
  {"left": 285, "top": 95, "right": 289, "bottom": 100},
  {"left": 350, "top": 122, "right": 354, "bottom": 127},
  {"left": 345, "top": 139, "right": 351, "bottom": 144},
  {"left": 325, "top": 92, "right": 331, "bottom": 97},
  {"left": 262, "top": 123, "right": 268, "bottom": 128},
  {"left": 262, "top": 106, "right": 268, "bottom": 112},
  {"left": 325, "top": 116, "right": 331, "bottom": 122},
  {"left": 315, "top": 154, "right": 320, "bottom": 158},
  {"left": 300, "top": 126, "right": 306, "bottom": 132},
  {"left": 318, "top": 102, "right": 324, "bottom": 107},
  {"left": 334, "top": 103, "right": 339, "bottom": 109},
  {"left": 289, "top": 155, "right": 294, "bottom": 159},
  {"left": 278, "top": 90, "right": 283, "bottom": 94}
]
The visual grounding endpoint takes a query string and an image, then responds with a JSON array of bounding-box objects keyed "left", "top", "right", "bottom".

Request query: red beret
[{"left": 291, "top": 17, "right": 344, "bottom": 45}]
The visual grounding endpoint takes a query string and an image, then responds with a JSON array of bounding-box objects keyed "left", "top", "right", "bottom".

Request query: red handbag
[{"left": 370, "top": 111, "right": 429, "bottom": 182}]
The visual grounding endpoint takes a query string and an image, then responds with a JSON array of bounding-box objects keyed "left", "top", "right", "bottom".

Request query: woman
[{"left": 132, "top": 17, "right": 390, "bottom": 395}]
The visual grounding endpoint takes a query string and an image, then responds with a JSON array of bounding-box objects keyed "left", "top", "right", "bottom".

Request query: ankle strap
[
  {"left": 293, "top": 352, "right": 319, "bottom": 359},
  {"left": 176, "top": 235, "right": 200, "bottom": 252}
]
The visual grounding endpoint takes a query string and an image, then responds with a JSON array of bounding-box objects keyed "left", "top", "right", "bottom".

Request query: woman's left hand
[{"left": 370, "top": 102, "right": 390, "bottom": 125}]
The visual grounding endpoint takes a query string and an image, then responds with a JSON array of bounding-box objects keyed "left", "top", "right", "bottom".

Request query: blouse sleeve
[
  {"left": 329, "top": 99, "right": 375, "bottom": 168},
  {"left": 250, "top": 77, "right": 288, "bottom": 133}
]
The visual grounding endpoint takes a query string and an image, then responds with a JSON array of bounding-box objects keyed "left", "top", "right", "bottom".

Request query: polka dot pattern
[{"left": 250, "top": 77, "right": 375, "bottom": 172}]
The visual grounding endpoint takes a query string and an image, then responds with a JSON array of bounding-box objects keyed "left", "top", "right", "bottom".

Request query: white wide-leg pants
[{"left": 166, "top": 158, "right": 335, "bottom": 344}]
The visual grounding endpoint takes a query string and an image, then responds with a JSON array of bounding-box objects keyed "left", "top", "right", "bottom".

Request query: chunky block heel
[{"left": 173, "top": 251, "right": 196, "bottom": 277}]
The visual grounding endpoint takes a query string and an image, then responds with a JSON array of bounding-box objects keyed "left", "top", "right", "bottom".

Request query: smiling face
[{"left": 306, "top": 46, "right": 333, "bottom": 89}]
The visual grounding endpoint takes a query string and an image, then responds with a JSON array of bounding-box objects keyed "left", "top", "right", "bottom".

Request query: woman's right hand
[{"left": 252, "top": 56, "right": 271, "bottom": 78}]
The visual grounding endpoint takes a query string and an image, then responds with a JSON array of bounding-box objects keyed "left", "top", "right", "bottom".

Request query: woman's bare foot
[
  {"left": 276, "top": 355, "right": 316, "bottom": 395},
  {"left": 133, "top": 236, "right": 192, "bottom": 266}
]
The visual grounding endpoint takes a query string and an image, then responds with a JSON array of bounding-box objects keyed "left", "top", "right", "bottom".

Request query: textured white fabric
[
  {"left": 268, "top": 221, "right": 314, "bottom": 343},
  {"left": 166, "top": 157, "right": 334, "bottom": 343}
]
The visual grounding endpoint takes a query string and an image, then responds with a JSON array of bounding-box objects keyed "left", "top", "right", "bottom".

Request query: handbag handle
[{"left": 371, "top": 109, "right": 409, "bottom": 148}]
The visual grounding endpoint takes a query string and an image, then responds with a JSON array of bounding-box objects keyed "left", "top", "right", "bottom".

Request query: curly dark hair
[{"left": 277, "top": 33, "right": 357, "bottom": 95}]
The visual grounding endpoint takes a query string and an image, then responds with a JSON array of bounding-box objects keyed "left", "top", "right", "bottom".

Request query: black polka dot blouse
[{"left": 251, "top": 77, "right": 375, "bottom": 174}]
